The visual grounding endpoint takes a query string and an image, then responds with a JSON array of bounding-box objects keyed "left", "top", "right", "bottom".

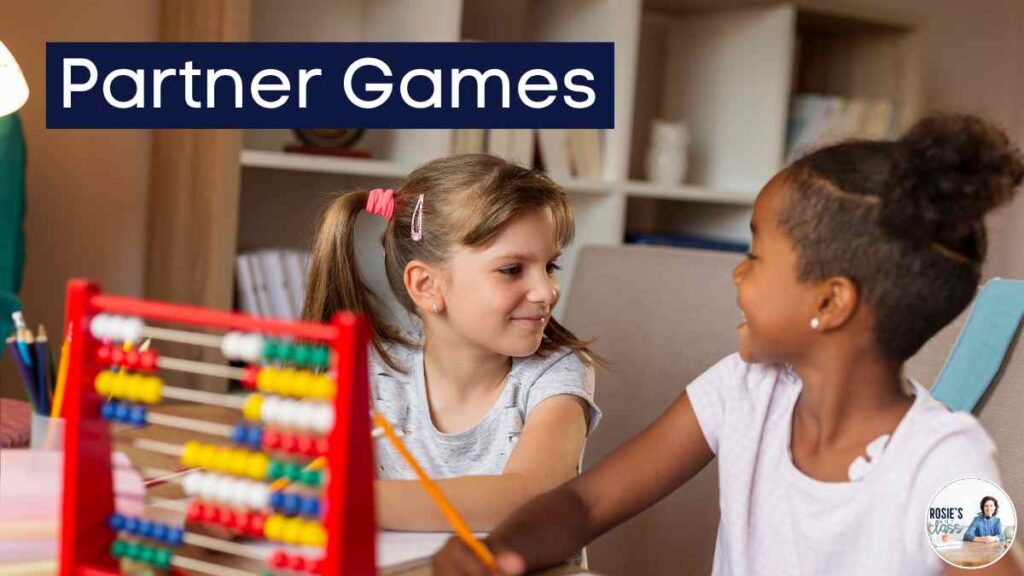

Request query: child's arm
[
  {"left": 432, "top": 391, "right": 714, "bottom": 574},
  {"left": 376, "top": 395, "right": 588, "bottom": 531}
]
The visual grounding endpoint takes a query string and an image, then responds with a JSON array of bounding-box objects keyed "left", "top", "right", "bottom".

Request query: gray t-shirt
[{"left": 370, "top": 342, "right": 602, "bottom": 480}]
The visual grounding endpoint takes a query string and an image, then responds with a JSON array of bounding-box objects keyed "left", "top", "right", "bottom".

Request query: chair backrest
[
  {"left": 564, "top": 244, "right": 1023, "bottom": 576},
  {"left": 564, "top": 245, "right": 740, "bottom": 576},
  {"left": 906, "top": 301, "right": 1024, "bottom": 522}
]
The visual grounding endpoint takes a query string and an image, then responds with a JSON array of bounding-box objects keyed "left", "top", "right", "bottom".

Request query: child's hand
[{"left": 431, "top": 536, "right": 526, "bottom": 576}]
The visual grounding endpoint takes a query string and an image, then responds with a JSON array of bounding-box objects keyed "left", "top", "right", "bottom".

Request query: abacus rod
[
  {"left": 141, "top": 466, "right": 198, "bottom": 487},
  {"left": 171, "top": 554, "right": 261, "bottom": 576},
  {"left": 148, "top": 496, "right": 190, "bottom": 513},
  {"left": 183, "top": 532, "right": 272, "bottom": 561},
  {"left": 141, "top": 325, "right": 224, "bottom": 349},
  {"left": 162, "top": 385, "right": 247, "bottom": 409},
  {"left": 146, "top": 411, "right": 235, "bottom": 438},
  {"left": 157, "top": 356, "right": 247, "bottom": 381},
  {"left": 131, "top": 438, "right": 184, "bottom": 458}
]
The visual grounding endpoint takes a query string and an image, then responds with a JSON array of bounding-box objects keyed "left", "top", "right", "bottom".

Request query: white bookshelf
[
  {"left": 229, "top": 0, "right": 922, "bottom": 319},
  {"left": 240, "top": 151, "right": 414, "bottom": 180}
]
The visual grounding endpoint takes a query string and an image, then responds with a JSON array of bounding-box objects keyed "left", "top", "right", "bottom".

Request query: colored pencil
[
  {"left": 35, "top": 326, "right": 53, "bottom": 414},
  {"left": 6, "top": 337, "right": 40, "bottom": 413},
  {"left": 371, "top": 411, "right": 497, "bottom": 570}
]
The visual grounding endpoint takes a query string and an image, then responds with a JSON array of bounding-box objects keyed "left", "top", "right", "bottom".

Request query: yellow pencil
[
  {"left": 43, "top": 326, "right": 71, "bottom": 450},
  {"left": 371, "top": 411, "right": 497, "bottom": 570}
]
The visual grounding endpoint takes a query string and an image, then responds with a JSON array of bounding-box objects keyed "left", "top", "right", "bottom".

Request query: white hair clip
[{"left": 411, "top": 194, "right": 424, "bottom": 241}]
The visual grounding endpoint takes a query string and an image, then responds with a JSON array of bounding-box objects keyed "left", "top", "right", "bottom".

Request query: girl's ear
[
  {"left": 814, "top": 276, "right": 859, "bottom": 331},
  {"left": 404, "top": 260, "right": 445, "bottom": 314}
]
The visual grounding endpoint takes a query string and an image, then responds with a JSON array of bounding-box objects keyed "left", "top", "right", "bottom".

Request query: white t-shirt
[{"left": 687, "top": 353, "right": 1003, "bottom": 576}]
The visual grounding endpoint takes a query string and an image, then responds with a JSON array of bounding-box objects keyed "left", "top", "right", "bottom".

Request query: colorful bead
[
  {"left": 310, "top": 346, "right": 330, "bottom": 369},
  {"left": 94, "top": 371, "right": 113, "bottom": 395},
  {"left": 242, "top": 365, "right": 259, "bottom": 390},
  {"left": 181, "top": 441, "right": 201, "bottom": 468},
  {"left": 108, "top": 513, "right": 124, "bottom": 531},
  {"left": 247, "top": 452, "right": 269, "bottom": 480},
  {"left": 110, "top": 540, "right": 125, "bottom": 558},
  {"left": 139, "top": 545, "right": 155, "bottom": 563},
  {"left": 281, "top": 517, "right": 303, "bottom": 545},
  {"left": 301, "top": 468, "right": 321, "bottom": 487},
  {"left": 96, "top": 344, "right": 112, "bottom": 364},
  {"left": 300, "top": 497, "right": 320, "bottom": 518},
  {"left": 243, "top": 393, "right": 263, "bottom": 422},
  {"left": 139, "top": 350, "right": 158, "bottom": 371},
  {"left": 167, "top": 527, "right": 184, "bottom": 547},
  {"left": 139, "top": 376, "right": 163, "bottom": 404},
  {"left": 303, "top": 523, "right": 326, "bottom": 547},
  {"left": 100, "top": 402, "right": 116, "bottom": 421},
  {"left": 263, "top": 514, "right": 284, "bottom": 541},
  {"left": 124, "top": 517, "right": 140, "bottom": 534},
  {"left": 310, "top": 375, "right": 335, "bottom": 400},
  {"left": 293, "top": 345, "right": 313, "bottom": 366},
  {"left": 151, "top": 523, "right": 168, "bottom": 543},
  {"left": 129, "top": 405, "right": 147, "bottom": 426},
  {"left": 270, "top": 550, "right": 289, "bottom": 569},
  {"left": 114, "top": 402, "right": 131, "bottom": 422},
  {"left": 154, "top": 548, "right": 172, "bottom": 569}
]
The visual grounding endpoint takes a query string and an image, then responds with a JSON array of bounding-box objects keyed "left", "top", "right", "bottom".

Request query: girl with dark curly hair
[{"left": 433, "top": 114, "right": 1023, "bottom": 576}]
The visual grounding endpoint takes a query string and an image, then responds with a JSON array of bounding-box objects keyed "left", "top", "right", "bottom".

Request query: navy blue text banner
[{"left": 47, "top": 42, "right": 614, "bottom": 129}]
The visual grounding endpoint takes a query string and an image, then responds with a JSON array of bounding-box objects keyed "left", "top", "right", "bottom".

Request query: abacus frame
[{"left": 59, "top": 279, "right": 376, "bottom": 576}]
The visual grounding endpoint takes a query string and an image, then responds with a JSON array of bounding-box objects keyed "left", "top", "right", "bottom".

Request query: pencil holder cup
[{"left": 30, "top": 412, "right": 64, "bottom": 450}]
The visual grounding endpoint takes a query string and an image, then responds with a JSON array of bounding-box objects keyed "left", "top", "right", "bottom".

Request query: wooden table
[{"left": 937, "top": 541, "right": 1011, "bottom": 568}]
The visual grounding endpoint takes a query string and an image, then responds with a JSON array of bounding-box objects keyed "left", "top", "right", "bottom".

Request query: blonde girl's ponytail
[{"left": 302, "top": 191, "right": 412, "bottom": 370}]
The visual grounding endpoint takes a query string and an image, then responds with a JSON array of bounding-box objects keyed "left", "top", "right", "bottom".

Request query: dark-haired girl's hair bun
[{"left": 881, "top": 114, "right": 1024, "bottom": 255}]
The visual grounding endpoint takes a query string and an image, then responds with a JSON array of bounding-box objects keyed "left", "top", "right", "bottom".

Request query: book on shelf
[
  {"left": 567, "top": 129, "right": 602, "bottom": 179},
  {"left": 456, "top": 128, "right": 603, "bottom": 181},
  {"left": 235, "top": 249, "right": 311, "bottom": 320},
  {"left": 786, "top": 94, "right": 897, "bottom": 162},
  {"left": 487, "top": 129, "right": 535, "bottom": 168},
  {"left": 452, "top": 129, "right": 487, "bottom": 155},
  {"left": 536, "top": 129, "right": 572, "bottom": 180}
]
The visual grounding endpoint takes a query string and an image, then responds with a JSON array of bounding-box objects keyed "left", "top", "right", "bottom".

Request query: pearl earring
[
  {"left": 432, "top": 303, "right": 439, "bottom": 314},
  {"left": 810, "top": 317, "right": 820, "bottom": 330}
]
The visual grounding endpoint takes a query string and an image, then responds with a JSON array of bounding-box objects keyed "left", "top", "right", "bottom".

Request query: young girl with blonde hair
[{"left": 303, "top": 153, "right": 601, "bottom": 531}]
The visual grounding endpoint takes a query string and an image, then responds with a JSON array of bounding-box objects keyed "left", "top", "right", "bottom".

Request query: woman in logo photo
[{"left": 966, "top": 497, "right": 1006, "bottom": 544}]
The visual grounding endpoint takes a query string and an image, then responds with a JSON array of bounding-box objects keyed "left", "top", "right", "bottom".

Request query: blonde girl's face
[{"left": 441, "top": 208, "right": 562, "bottom": 358}]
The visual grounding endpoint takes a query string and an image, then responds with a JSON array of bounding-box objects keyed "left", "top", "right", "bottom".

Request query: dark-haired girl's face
[{"left": 732, "top": 178, "right": 821, "bottom": 363}]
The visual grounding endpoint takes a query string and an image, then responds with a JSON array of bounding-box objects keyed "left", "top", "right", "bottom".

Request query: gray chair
[{"left": 563, "top": 244, "right": 1022, "bottom": 576}]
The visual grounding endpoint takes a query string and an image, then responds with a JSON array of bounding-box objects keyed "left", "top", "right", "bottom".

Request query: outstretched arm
[
  {"left": 376, "top": 395, "right": 588, "bottom": 531},
  {"left": 433, "top": 391, "right": 715, "bottom": 575}
]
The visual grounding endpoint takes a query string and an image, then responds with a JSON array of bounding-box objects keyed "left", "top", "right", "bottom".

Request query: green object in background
[
  {"left": 0, "top": 112, "right": 26, "bottom": 297},
  {"left": 0, "top": 290, "right": 20, "bottom": 341}
]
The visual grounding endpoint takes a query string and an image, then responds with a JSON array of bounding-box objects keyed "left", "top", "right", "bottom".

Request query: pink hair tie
[{"left": 366, "top": 188, "right": 395, "bottom": 220}]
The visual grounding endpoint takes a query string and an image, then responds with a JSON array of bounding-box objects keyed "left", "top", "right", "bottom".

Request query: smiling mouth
[{"left": 512, "top": 316, "right": 548, "bottom": 326}]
